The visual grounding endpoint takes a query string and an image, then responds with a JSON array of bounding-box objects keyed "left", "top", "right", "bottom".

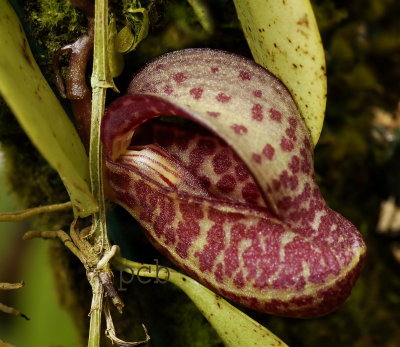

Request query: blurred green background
[{"left": 0, "top": 155, "right": 79, "bottom": 347}]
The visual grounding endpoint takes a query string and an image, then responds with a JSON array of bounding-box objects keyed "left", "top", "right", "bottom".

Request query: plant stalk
[
  {"left": 87, "top": 273, "right": 104, "bottom": 347},
  {"left": 87, "top": 0, "right": 114, "bottom": 345},
  {"left": 89, "top": 0, "right": 111, "bottom": 249}
]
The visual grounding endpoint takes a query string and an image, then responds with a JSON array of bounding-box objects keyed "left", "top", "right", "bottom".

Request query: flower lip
[
  {"left": 101, "top": 48, "right": 366, "bottom": 318},
  {"left": 102, "top": 93, "right": 221, "bottom": 160},
  {"left": 102, "top": 94, "right": 270, "bottom": 211}
]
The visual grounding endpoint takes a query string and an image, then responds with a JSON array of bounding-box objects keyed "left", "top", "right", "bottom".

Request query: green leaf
[
  {"left": 115, "top": 24, "right": 135, "bottom": 54},
  {"left": 0, "top": 0, "right": 97, "bottom": 217},
  {"left": 233, "top": 0, "right": 327, "bottom": 146},
  {"left": 123, "top": 7, "right": 149, "bottom": 53},
  {"left": 187, "top": 0, "right": 214, "bottom": 34},
  {"left": 114, "top": 256, "right": 288, "bottom": 347},
  {"left": 108, "top": 18, "right": 125, "bottom": 77},
  {"left": 168, "top": 272, "right": 287, "bottom": 347}
]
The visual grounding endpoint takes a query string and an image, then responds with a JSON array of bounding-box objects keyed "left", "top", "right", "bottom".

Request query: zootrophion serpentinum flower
[{"left": 101, "top": 49, "right": 366, "bottom": 318}]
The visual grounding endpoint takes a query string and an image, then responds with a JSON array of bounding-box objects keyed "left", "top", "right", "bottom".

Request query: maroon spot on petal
[
  {"left": 190, "top": 87, "right": 203, "bottom": 100},
  {"left": 156, "top": 64, "right": 164, "bottom": 70},
  {"left": 304, "top": 138, "right": 312, "bottom": 150},
  {"left": 289, "top": 117, "right": 298, "bottom": 129},
  {"left": 212, "top": 149, "right": 232, "bottom": 174},
  {"left": 280, "top": 137, "right": 294, "bottom": 152},
  {"left": 199, "top": 175, "right": 211, "bottom": 189},
  {"left": 242, "top": 183, "right": 261, "bottom": 204},
  {"left": 173, "top": 72, "right": 187, "bottom": 83},
  {"left": 239, "top": 70, "right": 251, "bottom": 81},
  {"left": 214, "top": 263, "right": 223, "bottom": 283},
  {"left": 216, "top": 93, "right": 231, "bottom": 103},
  {"left": 211, "top": 67, "right": 219, "bottom": 73},
  {"left": 272, "top": 179, "right": 281, "bottom": 192},
  {"left": 176, "top": 134, "right": 190, "bottom": 151},
  {"left": 252, "top": 153, "right": 262, "bottom": 164},
  {"left": 175, "top": 203, "right": 204, "bottom": 258},
  {"left": 140, "top": 82, "right": 158, "bottom": 93},
  {"left": 189, "top": 148, "right": 205, "bottom": 171},
  {"left": 277, "top": 196, "right": 293, "bottom": 210},
  {"left": 269, "top": 108, "right": 282, "bottom": 123},
  {"left": 251, "top": 104, "right": 264, "bottom": 121},
  {"left": 195, "top": 224, "right": 225, "bottom": 272},
  {"left": 289, "top": 155, "right": 300, "bottom": 174},
  {"left": 198, "top": 139, "right": 216, "bottom": 156},
  {"left": 289, "top": 175, "right": 299, "bottom": 190},
  {"left": 235, "top": 163, "right": 250, "bottom": 181},
  {"left": 300, "top": 147, "right": 311, "bottom": 173},
  {"left": 279, "top": 170, "right": 292, "bottom": 190},
  {"left": 216, "top": 174, "right": 236, "bottom": 194},
  {"left": 262, "top": 144, "right": 275, "bottom": 160},
  {"left": 231, "top": 124, "right": 248, "bottom": 135},
  {"left": 208, "top": 208, "right": 227, "bottom": 224},
  {"left": 234, "top": 271, "right": 245, "bottom": 289},
  {"left": 164, "top": 227, "right": 175, "bottom": 245},
  {"left": 207, "top": 111, "right": 220, "bottom": 118},
  {"left": 163, "top": 84, "right": 173, "bottom": 95},
  {"left": 253, "top": 90, "right": 262, "bottom": 98},
  {"left": 285, "top": 127, "right": 297, "bottom": 141}
]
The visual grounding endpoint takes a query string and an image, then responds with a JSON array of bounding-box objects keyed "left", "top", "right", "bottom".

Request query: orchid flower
[{"left": 102, "top": 48, "right": 365, "bottom": 318}]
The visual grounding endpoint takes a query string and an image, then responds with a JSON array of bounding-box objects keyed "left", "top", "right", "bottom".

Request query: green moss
[{"left": 25, "top": 0, "right": 86, "bottom": 58}]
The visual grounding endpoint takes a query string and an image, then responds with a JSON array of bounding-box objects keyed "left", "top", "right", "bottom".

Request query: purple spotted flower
[{"left": 101, "top": 49, "right": 366, "bottom": 318}]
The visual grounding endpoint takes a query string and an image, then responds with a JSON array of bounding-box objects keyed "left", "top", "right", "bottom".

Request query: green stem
[
  {"left": 113, "top": 255, "right": 170, "bottom": 280},
  {"left": 89, "top": 0, "right": 110, "bottom": 249},
  {"left": 187, "top": 0, "right": 214, "bottom": 34},
  {"left": 87, "top": 0, "right": 114, "bottom": 345},
  {"left": 87, "top": 273, "right": 104, "bottom": 347},
  {"left": 89, "top": 88, "right": 107, "bottom": 248}
]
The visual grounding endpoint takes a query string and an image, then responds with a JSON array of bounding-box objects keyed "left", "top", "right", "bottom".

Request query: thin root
[
  {"left": 0, "top": 282, "right": 24, "bottom": 290},
  {"left": 0, "top": 202, "right": 72, "bottom": 222},
  {"left": 23, "top": 229, "right": 83, "bottom": 263},
  {"left": 104, "top": 298, "right": 150, "bottom": 346},
  {"left": 0, "top": 302, "right": 29, "bottom": 320}
]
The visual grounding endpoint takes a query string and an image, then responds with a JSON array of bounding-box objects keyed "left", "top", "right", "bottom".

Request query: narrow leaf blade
[
  {"left": 233, "top": 0, "right": 327, "bottom": 146},
  {"left": 114, "top": 257, "right": 287, "bottom": 347},
  {"left": 168, "top": 270, "right": 288, "bottom": 347}
]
